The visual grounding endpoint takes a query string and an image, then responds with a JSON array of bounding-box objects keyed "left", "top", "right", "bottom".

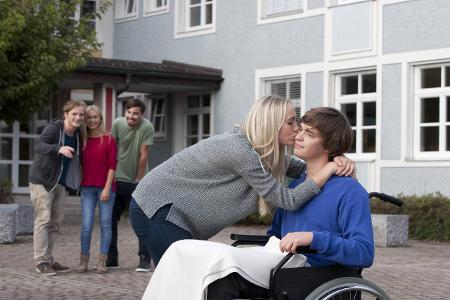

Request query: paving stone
[{"left": 0, "top": 216, "right": 449, "bottom": 299}]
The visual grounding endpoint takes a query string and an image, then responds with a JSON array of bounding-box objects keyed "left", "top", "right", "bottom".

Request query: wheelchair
[{"left": 230, "top": 192, "right": 403, "bottom": 300}]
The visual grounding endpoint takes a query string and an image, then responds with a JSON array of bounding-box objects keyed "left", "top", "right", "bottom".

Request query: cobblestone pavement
[{"left": 1, "top": 219, "right": 449, "bottom": 299}]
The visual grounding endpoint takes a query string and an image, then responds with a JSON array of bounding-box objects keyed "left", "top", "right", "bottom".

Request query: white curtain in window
[{"left": 266, "top": 0, "right": 303, "bottom": 16}]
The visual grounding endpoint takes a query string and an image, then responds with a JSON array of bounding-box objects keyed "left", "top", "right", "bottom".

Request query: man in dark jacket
[{"left": 29, "top": 100, "right": 85, "bottom": 276}]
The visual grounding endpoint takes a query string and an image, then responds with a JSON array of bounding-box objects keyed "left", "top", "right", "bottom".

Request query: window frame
[
  {"left": 257, "top": 0, "right": 325, "bottom": 25},
  {"left": 264, "top": 76, "right": 302, "bottom": 120},
  {"left": 184, "top": 94, "right": 211, "bottom": 147},
  {"left": 0, "top": 112, "right": 49, "bottom": 194},
  {"left": 115, "top": 0, "right": 138, "bottom": 22},
  {"left": 175, "top": 0, "right": 216, "bottom": 39},
  {"left": 144, "top": 0, "right": 169, "bottom": 17},
  {"left": 413, "top": 63, "right": 450, "bottom": 159},
  {"left": 149, "top": 95, "right": 168, "bottom": 140},
  {"left": 329, "top": 0, "right": 372, "bottom": 7},
  {"left": 335, "top": 70, "right": 377, "bottom": 160}
]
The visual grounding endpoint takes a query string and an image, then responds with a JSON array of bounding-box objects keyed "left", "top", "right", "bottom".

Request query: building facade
[{"left": 2, "top": 0, "right": 450, "bottom": 196}]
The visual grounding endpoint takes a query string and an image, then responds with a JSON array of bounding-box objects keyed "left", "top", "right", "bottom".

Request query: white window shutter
[
  {"left": 271, "top": 82, "right": 288, "bottom": 98},
  {"left": 288, "top": 80, "right": 301, "bottom": 100}
]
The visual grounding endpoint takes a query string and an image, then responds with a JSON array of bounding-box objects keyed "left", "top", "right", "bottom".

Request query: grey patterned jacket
[{"left": 132, "top": 128, "right": 320, "bottom": 240}]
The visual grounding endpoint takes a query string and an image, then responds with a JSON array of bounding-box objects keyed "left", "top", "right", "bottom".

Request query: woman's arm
[
  {"left": 236, "top": 153, "right": 321, "bottom": 211},
  {"left": 101, "top": 135, "right": 118, "bottom": 202},
  {"left": 101, "top": 169, "right": 115, "bottom": 202}
]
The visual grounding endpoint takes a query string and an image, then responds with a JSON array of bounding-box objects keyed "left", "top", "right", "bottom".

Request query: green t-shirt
[{"left": 111, "top": 117, "right": 154, "bottom": 183}]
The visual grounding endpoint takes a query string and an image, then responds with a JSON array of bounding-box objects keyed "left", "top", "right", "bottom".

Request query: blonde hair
[
  {"left": 85, "top": 105, "right": 105, "bottom": 135},
  {"left": 241, "top": 96, "right": 290, "bottom": 216},
  {"left": 84, "top": 105, "right": 110, "bottom": 148}
]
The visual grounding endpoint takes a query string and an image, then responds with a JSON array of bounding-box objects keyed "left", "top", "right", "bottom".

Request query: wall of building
[
  {"left": 109, "top": 0, "right": 450, "bottom": 196},
  {"left": 113, "top": 0, "right": 324, "bottom": 133},
  {"left": 383, "top": 0, "right": 450, "bottom": 54}
]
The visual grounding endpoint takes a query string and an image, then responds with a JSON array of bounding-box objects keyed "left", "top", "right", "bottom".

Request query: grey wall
[
  {"left": 305, "top": 72, "right": 324, "bottom": 110},
  {"left": 331, "top": 1, "right": 372, "bottom": 54},
  {"left": 383, "top": 0, "right": 450, "bottom": 54},
  {"left": 114, "top": 0, "right": 325, "bottom": 133},
  {"left": 381, "top": 167, "right": 450, "bottom": 196},
  {"left": 308, "top": 0, "right": 325, "bottom": 10},
  {"left": 381, "top": 64, "right": 401, "bottom": 160}
]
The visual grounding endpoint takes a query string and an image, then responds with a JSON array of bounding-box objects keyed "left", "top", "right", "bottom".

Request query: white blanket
[{"left": 142, "top": 237, "right": 306, "bottom": 300}]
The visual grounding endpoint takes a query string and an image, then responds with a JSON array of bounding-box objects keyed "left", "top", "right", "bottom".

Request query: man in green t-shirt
[{"left": 108, "top": 98, "right": 154, "bottom": 272}]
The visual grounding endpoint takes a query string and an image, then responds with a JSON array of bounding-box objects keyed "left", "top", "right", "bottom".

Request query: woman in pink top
[{"left": 78, "top": 105, "right": 117, "bottom": 273}]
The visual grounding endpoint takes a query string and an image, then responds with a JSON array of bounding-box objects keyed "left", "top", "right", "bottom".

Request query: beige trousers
[{"left": 29, "top": 183, "right": 66, "bottom": 266}]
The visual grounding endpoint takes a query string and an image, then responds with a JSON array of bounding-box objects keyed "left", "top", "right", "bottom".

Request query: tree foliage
[{"left": 0, "top": 0, "right": 109, "bottom": 123}]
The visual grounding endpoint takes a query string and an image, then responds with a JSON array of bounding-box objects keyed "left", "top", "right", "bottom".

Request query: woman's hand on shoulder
[{"left": 333, "top": 155, "right": 356, "bottom": 177}]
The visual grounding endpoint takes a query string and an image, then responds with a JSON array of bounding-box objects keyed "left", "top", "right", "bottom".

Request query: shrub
[
  {"left": 371, "top": 193, "right": 450, "bottom": 242},
  {"left": 0, "top": 180, "right": 14, "bottom": 204},
  {"left": 240, "top": 193, "right": 450, "bottom": 242}
]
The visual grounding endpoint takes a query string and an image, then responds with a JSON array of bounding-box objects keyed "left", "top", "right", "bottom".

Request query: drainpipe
[{"left": 116, "top": 73, "right": 132, "bottom": 97}]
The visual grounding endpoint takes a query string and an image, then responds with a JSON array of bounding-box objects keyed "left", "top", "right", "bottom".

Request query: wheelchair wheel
[{"left": 304, "top": 277, "right": 390, "bottom": 300}]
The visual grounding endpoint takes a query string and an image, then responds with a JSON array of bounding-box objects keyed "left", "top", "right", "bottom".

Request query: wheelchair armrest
[{"left": 230, "top": 234, "right": 270, "bottom": 247}]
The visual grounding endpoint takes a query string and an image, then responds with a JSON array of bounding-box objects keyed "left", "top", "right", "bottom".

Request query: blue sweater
[{"left": 268, "top": 174, "right": 374, "bottom": 268}]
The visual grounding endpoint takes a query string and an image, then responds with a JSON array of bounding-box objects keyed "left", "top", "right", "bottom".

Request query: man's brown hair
[
  {"left": 126, "top": 98, "right": 146, "bottom": 113},
  {"left": 300, "top": 107, "right": 353, "bottom": 160}
]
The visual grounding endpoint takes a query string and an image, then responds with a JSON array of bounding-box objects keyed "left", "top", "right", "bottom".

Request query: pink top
[{"left": 81, "top": 134, "right": 117, "bottom": 192}]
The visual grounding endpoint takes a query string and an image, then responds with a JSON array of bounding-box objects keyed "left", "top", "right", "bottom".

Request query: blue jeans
[
  {"left": 80, "top": 187, "right": 115, "bottom": 255},
  {"left": 129, "top": 199, "right": 192, "bottom": 266}
]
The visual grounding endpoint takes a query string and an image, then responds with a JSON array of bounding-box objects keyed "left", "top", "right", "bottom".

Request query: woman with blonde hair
[
  {"left": 129, "top": 96, "right": 354, "bottom": 267},
  {"left": 78, "top": 105, "right": 117, "bottom": 273}
]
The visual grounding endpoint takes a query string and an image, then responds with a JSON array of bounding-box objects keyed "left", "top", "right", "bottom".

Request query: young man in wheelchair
[{"left": 207, "top": 107, "right": 374, "bottom": 299}]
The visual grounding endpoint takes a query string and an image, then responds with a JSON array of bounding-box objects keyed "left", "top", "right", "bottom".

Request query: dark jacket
[{"left": 29, "top": 119, "right": 82, "bottom": 192}]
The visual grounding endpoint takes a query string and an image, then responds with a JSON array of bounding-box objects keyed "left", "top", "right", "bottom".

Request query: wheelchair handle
[{"left": 369, "top": 192, "right": 403, "bottom": 207}]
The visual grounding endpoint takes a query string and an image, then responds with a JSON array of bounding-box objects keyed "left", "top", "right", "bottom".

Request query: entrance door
[{"left": 185, "top": 94, "right": 211, "bottom": 147}]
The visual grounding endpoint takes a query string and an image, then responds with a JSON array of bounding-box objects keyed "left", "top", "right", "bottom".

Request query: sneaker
[
  {"left": 135, "top": 255, "right": 152, "bottom": 272},
  {"left": 106, "top": 255, "right": 119, "bottom": 268},
  {"left": 35, "top": 262, "right": 56, "bottom": 276},
  {"left": 52, "top": 262, "right": 71, "bottom": 273}
]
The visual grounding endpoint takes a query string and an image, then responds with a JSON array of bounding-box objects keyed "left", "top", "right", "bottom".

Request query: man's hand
[
  {"left": 279, "top": 232, "right": 313, "bottom": 253},
  {"left": 58, "top": 146, "right": 74, "bottom": 158},
  {"left": 333, "top": 155, "right": 356, "bottom": 177}
]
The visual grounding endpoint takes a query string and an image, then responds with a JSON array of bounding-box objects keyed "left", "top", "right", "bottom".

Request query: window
[
  {"left": 185, "top": 94, "right": 211, "bottom": 147},
  {"left": 265, "top": 77, "right": 302, "bottom": 119},
  {"left": 0, "top": 110, "right": 49, "bottom": 193},
  {"left": 67, "top": 1, "right": 97, "bottom": 32},
  {"left": 144, "top": 0, "right": 169, "bottom": 16},
  {"left": 329, "top": 0, "right": 368, "bottom": 6},
  {"left": 81, "top": 0, "right": 97, "bottom": 32},
  {"left": 186, "top": 0, "right": 213, "bottom": 31},
  {"left": 115, "top": 0, "right": 137, "bottom": 21},
  {"left": 149, "top": 96, "right": 167, "bottom": 139},
  {"left": 414, "top": 64, "right": 450, "bottom": 158},
  {"left": 175, "top": 0, "right": 215, "bottom": 38},
  {"left": 335, "top": 71, "right": 377, "bottom": 156},
  {"left": 262, "top": 0, "right": 304, "bottom": 18}
]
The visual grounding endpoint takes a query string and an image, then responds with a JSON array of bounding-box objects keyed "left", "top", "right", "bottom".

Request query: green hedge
[
  {"left": 240, "top": 193, "right": 450, "bottom": 242},
  {"left": 371, "top": 193, "right": 450, "bottom": 242}
]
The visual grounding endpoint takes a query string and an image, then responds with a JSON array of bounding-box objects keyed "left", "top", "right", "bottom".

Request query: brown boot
[
  {"left": 78, "top": 254, "right": 89, "bottom": 273},
  {"left": 97, "top": 253, "right": 107, "bottom": 274}
]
